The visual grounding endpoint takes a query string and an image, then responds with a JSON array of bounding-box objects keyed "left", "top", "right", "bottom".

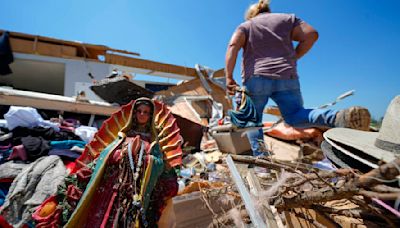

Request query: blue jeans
[{"left": 244, "top": 76, "right": 338, "bottom": 156}]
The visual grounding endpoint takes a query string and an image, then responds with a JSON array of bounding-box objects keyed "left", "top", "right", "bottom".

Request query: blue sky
[{"left": 1, "top": 0, "right": 399, "bottom": 120}]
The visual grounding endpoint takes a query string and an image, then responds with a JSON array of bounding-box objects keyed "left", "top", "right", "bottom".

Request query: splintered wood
[{"left": 227, "top": 155, "right": 400, "bottom": 228}]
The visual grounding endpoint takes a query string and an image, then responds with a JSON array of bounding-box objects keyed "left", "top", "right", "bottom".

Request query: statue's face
[{"left": 135, "top": 104, "right": 151, "bottom": 125}]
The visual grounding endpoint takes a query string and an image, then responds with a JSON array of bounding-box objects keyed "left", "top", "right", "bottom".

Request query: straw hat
[{"left": 323, "top": 95, "right": 400, "bottom": 164}]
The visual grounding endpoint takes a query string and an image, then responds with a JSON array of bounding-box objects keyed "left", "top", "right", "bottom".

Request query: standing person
[{"left": 225, "top": 0, "right": 371, "bottom": 156}]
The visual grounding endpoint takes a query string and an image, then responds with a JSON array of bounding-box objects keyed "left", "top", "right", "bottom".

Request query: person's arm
[
  {"left": 292, "top": 22, "right": 319, "bottom": 60},
  {"left": 225, "top": 30, "right": 246, "bottom": 95}
]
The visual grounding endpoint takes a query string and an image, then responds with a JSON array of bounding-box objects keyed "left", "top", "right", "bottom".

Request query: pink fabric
[
  {"left": 8, "top": 145, "right": 27, "bottom": 161},
  {"left": 0, "top": 144, "right": 11, "bottom": 150},
  {"left": 59, "top": 126, "right": 75, "bottom": 132},
  {"left": 372, "top": 198, "right": 400, "bottom": 218},
  {"left": 100, "top": 191, "right": 118, "bottom": 228}
]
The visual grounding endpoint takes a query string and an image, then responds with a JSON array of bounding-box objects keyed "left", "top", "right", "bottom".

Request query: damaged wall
[{"left": 156, "top": 78, "right": 232, "bottom": 114}]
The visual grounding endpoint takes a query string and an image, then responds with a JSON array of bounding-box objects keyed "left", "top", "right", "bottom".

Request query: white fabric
[
  {"left": 208, "top": 101, "right": 224, "bottom": 128},
  {"left": 4, "top": 106, "right": 60, "bottom": 131},
  {"left": 312, "top": 158, "right": 336, "bottom": 171},
  {"left": 75, "top": 125, "right": 98, "bottom": 143},
  {"left": 0, "top": 119, "right": 8, "bottom": 128}
]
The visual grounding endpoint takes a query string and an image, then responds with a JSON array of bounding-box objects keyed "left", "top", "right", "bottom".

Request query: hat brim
[
  {"left": 321, "top": 140, "right": 376, "bottom": 173},
  {"left": 324, "top": 128, "right": 397, "bottom": 163},
  {"left": 321, "top": 140, "right": 351, "bottom": 169}
]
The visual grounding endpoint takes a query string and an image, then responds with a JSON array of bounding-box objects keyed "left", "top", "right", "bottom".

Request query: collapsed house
[
  {"left": 0, "top": 30, "right": 399, "bottom": 228},
  {"left": 0, "top": 30, "right": 225, "bottom": 99}
]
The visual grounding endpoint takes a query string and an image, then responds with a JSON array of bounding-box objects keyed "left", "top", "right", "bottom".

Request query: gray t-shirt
[{"left": 236, "top": 13, "right": 303, "bottom": 82}]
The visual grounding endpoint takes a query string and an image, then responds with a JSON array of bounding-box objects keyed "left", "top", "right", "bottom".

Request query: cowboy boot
[{"left": 334, "top": 106, "right": 371, "bottom": 131}]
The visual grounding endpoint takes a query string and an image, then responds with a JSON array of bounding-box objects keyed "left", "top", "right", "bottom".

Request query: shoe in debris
[
  {"left": 254, "top": 166, "right": 270, "bottom": 178},
  {"left": 334, "top": 106, "right": 371, "bottom": 131}
]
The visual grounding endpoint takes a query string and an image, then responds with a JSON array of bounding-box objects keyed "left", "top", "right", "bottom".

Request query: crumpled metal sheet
[{"left": 90, "top": 77, "right": 154, "bottom": 105}]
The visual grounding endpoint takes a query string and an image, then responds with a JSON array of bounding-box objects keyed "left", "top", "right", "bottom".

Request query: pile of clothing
[{"left": 0, "top": 106, "right": 98, "bottom": 227}]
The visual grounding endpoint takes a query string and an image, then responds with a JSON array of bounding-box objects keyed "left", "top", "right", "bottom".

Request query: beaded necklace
[{"left": 127, "top": 139, "right": 148, "bottom": 226}]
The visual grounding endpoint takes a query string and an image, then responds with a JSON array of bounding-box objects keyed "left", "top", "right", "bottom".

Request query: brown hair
[{"left": 245, "top": 0, "right": 271, "bottom": 20}]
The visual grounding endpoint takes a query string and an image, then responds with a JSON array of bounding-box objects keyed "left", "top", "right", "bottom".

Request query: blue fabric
[
  {"left": 228, "top": 92, "right": 263, "bottom": 128},
  {"left": 0, "top": 31, "right": 14, "bottom": 75},
  {"left": 50, "top": 140, "right": 86, "bottom": 149},
  {"left": 142, "top": 143, "right": 164, "bottom": 212},
  {"left": 0, "top": 149, "right": 12, "bottom": 164},
  {"left": 49, "top": 149, "right": 80, "bottom": 161},
  {"left": 0, "top": 182, "right": 12, "bottom": 206},
  {"left": 244, "top": 76, "right": 338, "bottom": 156}
]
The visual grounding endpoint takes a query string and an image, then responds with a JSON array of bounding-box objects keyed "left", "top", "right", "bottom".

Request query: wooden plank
[
  {"left": 166, "top": 101, "right": 203, "bottom": 125},
  {"left": 156, "top": 78, "right": 232, "bottom": 113},
  {"left": 61, "top": 45, "right": 77, "bottom": 57},
  {"left": 36, "top": 41, "right": 62, "bottom": 56},
  {"left": 0, "top": 87, "right": 119, "bottom": 116},
  {"left": 10, "top": 38, "right": 77, "bottom": 58},
  {"left": 213, "top": 68, "right": 225, "bottom": 78},
  {"left": 246, "top": 170, "right": 284, "bottom": 228},
  {"left": 173, "top": 191, "right": 236, "bottom": 228},
  {"left": 5, "top": 30, "right": 229, "bottom": 81},
  {"left": 36, "top": 41, "right": 77, "bottom": 58},
  {"left": 264, "top": 135, "right": 300, "bottom": 161},
  {"left": 285, "top": 208, "right": 340, "bottom": 228},
  {"left": 226, "top": 155, "right": 267, "bottom": 227},
  {"left": 173, "top": 192, "right": 215, "bottom": 228},
  {"left": 2, "top": 30, "right": 139, "bottom": 57},
  {"left": 9, "top": 38, "right": 35, "bottom": 54},
  {"left": 191, "top": 100, "right": 211, "bottom": 118},
  {"left": 105, "top": 53, "right": 198, "bottom": 78}
]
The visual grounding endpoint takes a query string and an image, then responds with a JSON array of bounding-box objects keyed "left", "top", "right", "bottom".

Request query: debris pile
[{"left": 0, "top": 68, "right": 399, "bottom": 227}]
